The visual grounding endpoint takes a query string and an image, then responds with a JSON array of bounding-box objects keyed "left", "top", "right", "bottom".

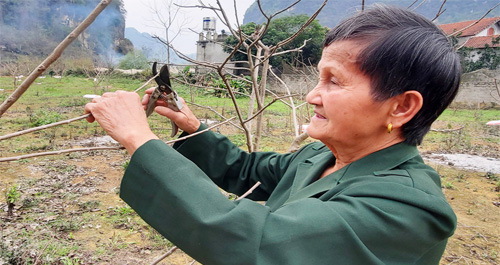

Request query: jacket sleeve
[
  {"left": 120, "top": 139, "right": 456, "bottom": 265},
  {"left": 172, "top": 125, "right": 303, "bottom": 200}
]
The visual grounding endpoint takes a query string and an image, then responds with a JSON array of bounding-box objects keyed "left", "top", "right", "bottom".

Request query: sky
[{"left": 122, "top": 0, "right": 254, "bottom": 54}]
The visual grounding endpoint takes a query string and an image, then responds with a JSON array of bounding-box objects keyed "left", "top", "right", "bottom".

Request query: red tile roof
[
  {"left": 439, "top": 16, "right": 500, "bottom": 37},
  {"left": 463, "top": 35, "right": 500, "bottom": 48}
]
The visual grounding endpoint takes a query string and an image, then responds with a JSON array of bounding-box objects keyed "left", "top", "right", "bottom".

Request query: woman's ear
[{"left": 389, "top": 90, "right": 423, "bottom": 128}]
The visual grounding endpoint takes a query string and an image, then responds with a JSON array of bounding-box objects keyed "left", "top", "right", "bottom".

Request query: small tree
[
  {"left": 458, "top": 37, "right": 500, "bottom": 72},
  {"left": 5, "top": 184, "right": 21, "bottom": 217},
  {"left": 118, "top": 50, "right": 149, "bottom": 70},
  {"left": 149, "top": 0, "right": 190, "bottom": 65},
  {"left": 225, "top": 15, "right": 327, "bottom": 71}
]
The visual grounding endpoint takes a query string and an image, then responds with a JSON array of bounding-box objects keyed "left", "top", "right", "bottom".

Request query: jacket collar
[{"left": 285, "top": 142, "right": 419, "bottom": 205}]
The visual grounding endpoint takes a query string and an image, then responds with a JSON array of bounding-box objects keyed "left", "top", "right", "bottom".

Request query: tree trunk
[
  {"left": 253, "top": 48, "right": 271, "bottom": 151},
  {"left": 7, "top": 202, "right": 14, "bottom": 217},
  {"left": 246, "top": 46, "right": 263, "bottom": 152}
]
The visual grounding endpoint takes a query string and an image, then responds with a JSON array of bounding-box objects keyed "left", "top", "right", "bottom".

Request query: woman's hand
[
  {"left": 85, "top": 91, "right": 158, "bottom": 155},
  {"left": 142, "top": 88, "right": 200, "bottom": 134}
]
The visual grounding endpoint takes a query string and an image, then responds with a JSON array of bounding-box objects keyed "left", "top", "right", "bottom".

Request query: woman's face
[{"left": 306, "top": 40, "right": 391, "bottom": 149}]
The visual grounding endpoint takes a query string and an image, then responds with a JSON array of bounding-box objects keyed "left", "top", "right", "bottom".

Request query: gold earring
[{"left": 387, "top": 123, "right": 393, "bottom": 134}]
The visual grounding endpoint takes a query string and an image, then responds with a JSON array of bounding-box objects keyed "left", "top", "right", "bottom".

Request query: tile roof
[
  {"left": 463, "top": 35, "right": 500, "bottom": 48},
  {"left": 439, "top": 16, "right": 500, "bottom": 37}
]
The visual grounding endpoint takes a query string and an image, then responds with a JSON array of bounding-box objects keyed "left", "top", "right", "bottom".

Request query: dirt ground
[
  {"left": 0, "top": 132, "right": 499, "bottom": 264},
  {"left": 1, "top": 88, "right": 499, "bottom": 264}
]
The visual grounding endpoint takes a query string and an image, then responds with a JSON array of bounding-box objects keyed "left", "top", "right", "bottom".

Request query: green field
[{"left": 1, "top": 75, "right": 499, "bottom": 264}]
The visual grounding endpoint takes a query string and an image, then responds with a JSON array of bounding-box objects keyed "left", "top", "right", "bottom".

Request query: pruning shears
[{"left": 146, "top": 62, "right": 183, "bottom": 137}]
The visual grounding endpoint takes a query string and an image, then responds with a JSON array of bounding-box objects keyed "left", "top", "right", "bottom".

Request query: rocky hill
[
  {"left": 243, "top": 0, "right": 500, "bottom": 28},
  {"left": 0, "top": 0, "right": 131, "bottom": 60},
  {"left": 124, "top": 27, "right": 195, "bottom": 64}
]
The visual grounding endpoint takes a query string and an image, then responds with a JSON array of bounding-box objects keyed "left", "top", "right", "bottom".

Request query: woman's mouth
[{"left": 314, "top": 112, "right": 326, "bottom": 119}]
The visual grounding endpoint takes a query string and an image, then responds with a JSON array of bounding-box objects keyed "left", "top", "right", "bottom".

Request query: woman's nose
[{"left": 306, "top": 85, "right": 321, "bottom": 105}]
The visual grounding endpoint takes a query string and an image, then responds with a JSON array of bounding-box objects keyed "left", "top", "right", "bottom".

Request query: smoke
[{"left": 0, "top": 0, "right": 128, "bottom": 59}]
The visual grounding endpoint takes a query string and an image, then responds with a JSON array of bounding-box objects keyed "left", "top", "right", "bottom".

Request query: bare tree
[
  {"left": 1, "top": 61, "right": 22, "bottom": 88},
  {"left": 149, "top": 0, "right": 190, "bottom": 65},
  {"left": 170, "top": 0, "right": 328, "bottom": 152}
]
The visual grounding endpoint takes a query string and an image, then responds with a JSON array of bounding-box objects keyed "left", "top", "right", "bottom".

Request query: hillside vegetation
[
  {"left": 0, "top": 0, "right": 131, "bottom": 60},
  {"left": 243, "top": 0, "right": 500, "bottom": 28}
]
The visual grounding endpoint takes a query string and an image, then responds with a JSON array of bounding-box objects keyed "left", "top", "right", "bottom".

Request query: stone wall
[
  {"left": 268, "top": 68, "right": 500, "bottom": 108},
  {"left": 455, "top": 69, "right": 500, "bottom": 106},
  {"left": 268, "top": 74, "right": 317, "bottom": 97},
  {"left": 268, "top": 66, "right": 318, "bottom": 97}
]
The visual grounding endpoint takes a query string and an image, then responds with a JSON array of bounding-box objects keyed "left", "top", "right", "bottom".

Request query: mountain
[
  {"left": 243, "top": 0, "right": 500, "bottom": 28},
  {"left": 125, "top": 27, "right": 195, "bottom": 64},
  {"left": 0, "top": 0, "right": 131, "bottom": 59}
]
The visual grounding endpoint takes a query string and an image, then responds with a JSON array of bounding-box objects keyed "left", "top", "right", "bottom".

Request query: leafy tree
[
  {"left": 458, "top": 36, "right": 500, "bottom": 72},
  {"left": 224, "top": 15, "right": 328, "bottom": 70},
  {"left": 263, "top": 14, "right": 327, "bottom": 68},
  {"left": 5, "top": 184, "right": 21, "bottom": 217},
  {"left": 118, "top": 50, "right": 149, "bottom": 70}
]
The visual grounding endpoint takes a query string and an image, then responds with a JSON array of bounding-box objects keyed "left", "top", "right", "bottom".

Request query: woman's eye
[{"left": 330, "top": 78, "right": 339, "bottom": 85}]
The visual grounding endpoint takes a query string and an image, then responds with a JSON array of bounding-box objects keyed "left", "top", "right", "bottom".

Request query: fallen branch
[
  {"left": 0, "top": 146, "right": 124, "bottom": 163},
  {"left": 0, "top": 0, "right": 113, "bottom": 117},
  {"left": 430, "top": 126, "right": 465, "bottom": 133},
  {"left": 150, "top": 246, "right": 179, "bottom": 265},
  {"left": 0, "top": 118, "right": 236, "bottom": 162}
]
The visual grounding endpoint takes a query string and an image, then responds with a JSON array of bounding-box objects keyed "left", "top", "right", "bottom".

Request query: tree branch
[
  {"left": 494, "top": 79, "right": 500, "bottom": 100},
  {"left": 0, "top": 74, "right": 158, "bottom": 141},
  {"left": 243, "top": 95, "right": 295, "bottom": 124},
  {"left": 432, "top": 0, "right": 447, "bottom": 21},
  {"left": 271, "top": 0, "right": 327, "bottom": 51},
  {"left": 151, "top": 172, "right": 260, "bottom": 265},
  {"left": 408, "top": 0, "right": 420, "bottom": 9},
  {"left": 411, "top": 0, "right": 428, "bottom": 11},
  {"left": 0, "top": 118, "right": 236, "bottom": 162},
  {"left": 0, "top": 0, "right": 114, "bottom": 117},
  {"left": 235, "top": 181, "right": 262, "bottom": 201},
  {"left": 0, "top": 114, "right": 90, "bottom": 141},
  {"left": 447, "top": 2, "right": 500, "bottom": 37},
  {"left": 288, "top": 132, "right": 309, "bottom": 153},
  {"left": 187, "top": 101, "right": 244, "bottom": 131},
  {"left": 268, "top": 67, "right": 301, "bottom": 136},
  {"left": 172, "top": 77, "right": 249, "bottom": 97}
]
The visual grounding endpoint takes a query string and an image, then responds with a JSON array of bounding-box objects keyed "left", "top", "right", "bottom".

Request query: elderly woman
[{"left": 85, "top": 5, "right": 460, "bottom": 265}]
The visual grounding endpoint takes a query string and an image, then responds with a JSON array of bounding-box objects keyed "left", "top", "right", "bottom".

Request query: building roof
[
  {"left": 439, "top": 16, "right": 500, "bottom": 37},
  {"left": 463, "top": 35, "right": 500, "bottom": 48}
]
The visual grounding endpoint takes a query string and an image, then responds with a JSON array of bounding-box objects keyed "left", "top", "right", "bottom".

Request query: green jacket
[{"left": 120, "top": 126, "right": 456, "bottom": 265}]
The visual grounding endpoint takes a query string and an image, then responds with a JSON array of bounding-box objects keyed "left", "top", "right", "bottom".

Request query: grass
[{"left": 1, "top": 74, "right": 500, "bottom": 264}]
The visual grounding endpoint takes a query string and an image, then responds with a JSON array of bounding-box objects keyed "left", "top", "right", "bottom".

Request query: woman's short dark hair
[{"left": 324, "top": 4, "right": 461, "bottom": 145}]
